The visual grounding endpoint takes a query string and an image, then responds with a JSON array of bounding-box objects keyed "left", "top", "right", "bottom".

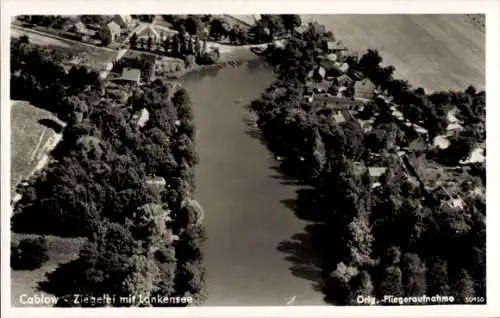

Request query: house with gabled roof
[
  {"left": 112, "top": 14, "right": 134, "bottom": 30},
  {"left": 99, "top": 21, "right": 121, "bottom": 44}
]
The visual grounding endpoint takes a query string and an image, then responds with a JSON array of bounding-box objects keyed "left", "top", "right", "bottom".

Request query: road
[{"left": 183, "top": 63, "right": 327, "bottom": 306}]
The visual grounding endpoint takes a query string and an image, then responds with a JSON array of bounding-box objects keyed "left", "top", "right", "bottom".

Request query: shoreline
[{"left": 164, "top": 47, "right": 263, "bottom": 80}]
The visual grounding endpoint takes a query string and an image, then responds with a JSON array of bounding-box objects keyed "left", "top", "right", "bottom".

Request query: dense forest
[
  {"left": 11, "top": 37, "right": 206, "bottom": 306},
  {"left": 252, "top": 21, "right": 486, "bottom": 304}
]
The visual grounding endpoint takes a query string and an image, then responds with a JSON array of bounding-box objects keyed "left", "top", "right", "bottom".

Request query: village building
[
  {"left": 73, "top": 21, "right": 88, "bottom": 34},
  {"left": 334, "top": 74, "right": 354, "bottom": 87},
  {"left": 99, "top": 21, "right": 121, "bottom": 44},
  {"left": 325, "top": 40, "right": 347, "bottom": 54},
  {"left": 459, "top": 147, "right": 486, "bottom": 165},
  {"left": 145, "top": 176, "right": 167, "bottom": 187},
  {"left": 354, "top": 78, "right": 376, "bottom": 100}
]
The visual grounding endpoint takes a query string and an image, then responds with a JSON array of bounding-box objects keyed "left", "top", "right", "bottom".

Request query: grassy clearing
[
  {"left": 10, "top": 101, "right": 58, "bottom": 193},
  {"left": 11, "top": 27, "right": 118, "bottom": 71},
  {"left": 10, "top": 233, "right": 86, "bottom": 307},
  {"left": 302, "top": 14, "right": 485, "bottom": 91}
]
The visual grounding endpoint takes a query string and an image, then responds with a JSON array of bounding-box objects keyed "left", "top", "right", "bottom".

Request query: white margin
[{"left": 1, "top": 0, "right": 499, "bottom": 317}]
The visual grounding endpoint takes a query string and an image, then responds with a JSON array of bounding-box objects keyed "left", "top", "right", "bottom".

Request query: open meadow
[
  {"left": 10, "top": 101, "right": 60, "bottom": 193},
  {"left": 11, "top": 27, "right": 119, "bottom": 72}
]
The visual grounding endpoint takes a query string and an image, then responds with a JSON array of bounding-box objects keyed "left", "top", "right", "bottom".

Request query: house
[
  {"left": 338, "top": 62, "right": 349, "bottom": 74},
  {"left": 132, "top": 108, "right": 150, "bottom": 128},
  {"left": 73, "top": 21, "right": 87, "bottom": 34},
  {"left": 446, "top": 123, "right": 463, "bottom": 135},
  {"left": 433, "top": 135, "right": 451, "bottom": 149},
  {"left": 325, "top": 53, "right": 337, "bottom": 62},
  {"left": 112, "top": 14, "right": 134, "bottom": 30},
  {"left": 326, "top": 40, "right": 347, "bottom": 53},
  {"left": 99, "top": 21, "right": 121, "bottom": 44},
  {"left": 121, "top": 67, "right": 141, "bottom": 85},
  {"left": 354, "top": 78, "right": 376, "bottom": 100},
  {"left": 332, "top": 110, "right": 346, "bottom": 123},
  {"left": 368, "top": 167, "right": 388, "bottom": 178},
  {"left": 413, "top": 124, "right": 429, "bottom": 136},
  {"left": 313, "top": 66, "right": 327, "bottom": 81},
  {"left": 335, "top": 74, "right": 354, "bottom": 87},
  {"left": 145, "top": 176, "right": 167, "bottom": 187}
]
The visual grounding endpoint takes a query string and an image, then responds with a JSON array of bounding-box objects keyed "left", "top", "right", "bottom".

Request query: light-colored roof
[
  {"left": 339, "top": 63, "right": 349, "bottom": 73},
  {"left": 326, "top": 53, "right": 337, "bottom": 62},
  {"left": 460, "top": 147, "right": 486, "bottom": 164},
  {"left": 105, "top": 21, "right": 121, "bottom": 34},
  {"left": 368, "top": 167, "right": 387, "bottom": 178},
  {"left": 122, "top": 68, "right": 141, "bottom": 83},
  {"left": 74, "top": 21, "right": 86, "bottom": 32},
  {"left": 327, "top": 40, "right": 346, "bottom": 51},
  {"left": 433, "top": 135, "right": 451, "bottom": 149},
  {"left": 413, "top": 124, "right": 428, "bottom": 134},
  {"left": 333, "top": 111, "right": 346, "bottom": 123},
  {"left": 447, "top": 123, "right": 463, "bottom": 131},
  {"left": 337, "top": 74, "right": 353, "bottom": 83},
  {"left": 134, "top": 108, "right": 150, "bottom": 128},
  {"left": 145, "top": 176, "right": 166, "bottom": 186}
]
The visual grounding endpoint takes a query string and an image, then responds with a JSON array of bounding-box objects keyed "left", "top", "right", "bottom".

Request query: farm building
[
  {"left": 99, "top": 21, "right": 121, "bottom": 44},
  {"left": 145, "top": 176, "right": 167, "bottom": 188}
]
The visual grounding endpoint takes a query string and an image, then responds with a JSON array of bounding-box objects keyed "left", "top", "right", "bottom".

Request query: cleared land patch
[
  {"left": 11, "top": 28, "right": 119, "bottom": 72},
  {"left": 10, "top": 101, "right": 60, "bottom": 193},
  {"left": 10, "top": 233, "right": 86, "bottom": 307}
]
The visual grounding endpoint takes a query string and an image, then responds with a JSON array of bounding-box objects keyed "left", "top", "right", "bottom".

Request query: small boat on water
[{"left": 235, "top": 98, "right": 243, "bottom": 104}]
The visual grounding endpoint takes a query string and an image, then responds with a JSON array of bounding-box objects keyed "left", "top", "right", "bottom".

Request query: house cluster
[{"left": 98, "top": 15, "right": 137, "bottom": 45}]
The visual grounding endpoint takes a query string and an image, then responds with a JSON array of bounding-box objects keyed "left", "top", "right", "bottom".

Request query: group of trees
[
  {"left": 11, "top": 39, "right": 206, "bottom": 306},
  {"left": 11, "top": 37, "right": 103, "bottom": 120},
  {"left": 251, "top": 22, "right": 486, "bottom": 304}
]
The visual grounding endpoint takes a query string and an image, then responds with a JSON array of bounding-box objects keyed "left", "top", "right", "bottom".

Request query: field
[
  {"left": 10, "top": 233, "right": 86, "bottom": 307},
  {"left": 302, "top": 14, "right": 485, "bottom": 92},
  {"left": 10, "top": 101, "right": 60, "bottom": 193},
  {"left": 11, "top": 27, "right": 119, "bottom": 72}
]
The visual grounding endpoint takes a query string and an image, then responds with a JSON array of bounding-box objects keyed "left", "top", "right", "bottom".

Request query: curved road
[{"left": 182, "top": 64, "right": 326, "bottom": 306}]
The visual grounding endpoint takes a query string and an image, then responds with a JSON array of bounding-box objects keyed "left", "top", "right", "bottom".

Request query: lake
[{"left": 182, "top": 61, "right": 327, "bottom": 306}]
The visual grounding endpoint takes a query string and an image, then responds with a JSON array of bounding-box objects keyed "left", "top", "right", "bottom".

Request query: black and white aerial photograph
[{"left": 4, "top": 0, "right": 493, "bottom": 312}]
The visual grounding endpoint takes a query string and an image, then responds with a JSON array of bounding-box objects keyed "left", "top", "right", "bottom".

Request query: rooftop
[{"left": 122, "top": 67, "right": 141, "bottom": 83}]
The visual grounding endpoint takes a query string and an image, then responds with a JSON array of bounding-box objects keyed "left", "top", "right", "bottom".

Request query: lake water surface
[{"left": 182, "top": 62, "right": 327, "bottom": 306}]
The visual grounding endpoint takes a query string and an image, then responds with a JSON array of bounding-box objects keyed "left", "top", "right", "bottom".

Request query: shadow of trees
[
  {"left": 38, "top": 118, "right": 64, "bottom": 134},
  {"left": 277, "top": 224, "right": 325, "bottom": 293}
]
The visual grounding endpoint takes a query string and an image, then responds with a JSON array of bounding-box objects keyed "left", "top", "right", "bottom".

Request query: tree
[
  {"left": 147, "top": 36, "right": 153, "bottom": 51},
  {"left": 185, "top": 15, "right": 204, "bottom": 36},
  {"left": 452, "top": 269, "right": 476, "bottom": 303},
  {"left": 130, "top": 33, "right": 138, "bottom": 48},
  {"left": 427, "top": 258, "right": 451, "bottom": 295},
  {"left": 401, "top": 253, "right": 427, "bottom": 296},
  {"left": 349, "top": 270, "right": 375, "bottom": 304},
  {"left": 378, "top": 265, "right": 404, "bottom": 297},
  {"left": 11, "top": 237, "right": 49, "bottom": 270},
  {"left": 209, "top": 18, "right": 227, "bottom": 40},
  {"left": 280, "top": 14, "right": 302, "bottom": 34}
]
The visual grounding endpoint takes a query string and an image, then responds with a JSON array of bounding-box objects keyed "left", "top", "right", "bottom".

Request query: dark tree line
[
  {"left": 11, "top": 39, "right": 206, "bottom": 306},
  {"left": 251, "top": 22, "right": 486, "bottom": 305}
]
